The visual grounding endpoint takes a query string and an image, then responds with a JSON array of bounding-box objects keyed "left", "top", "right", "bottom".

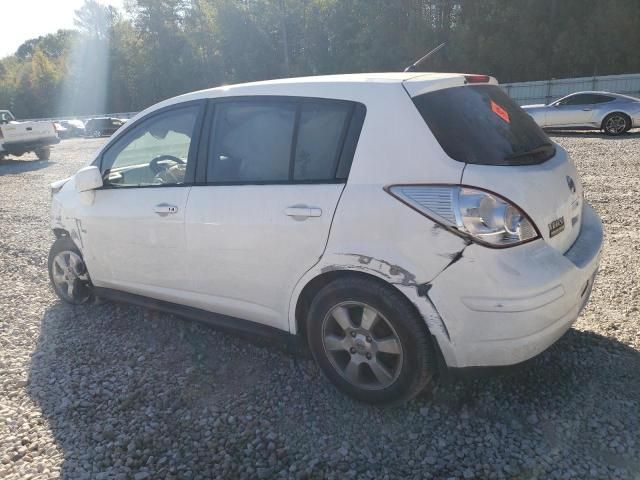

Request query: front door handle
[
  {"left": 285, "top": 206, "right": 322, "bottom": 219},
  {"left": 154, "top": 203, "right": 178, "bottom": 216},
  {"left": 582, "top": 108, "right": 592, "bottom": 111}
]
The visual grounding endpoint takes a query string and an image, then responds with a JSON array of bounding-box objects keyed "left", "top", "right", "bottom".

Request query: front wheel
[
  {"left": 602, "top": 113, "right": 630, "bottom": 136},
  {"left": 48, "top": 236, "right": 94, "bottom": 304},
  {"left": 306, "top": 276, "right": 437, "bottom": 405}
]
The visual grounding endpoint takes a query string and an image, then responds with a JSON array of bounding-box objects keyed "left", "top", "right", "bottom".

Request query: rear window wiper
[{"left": 505, "top": 143, "right": 556, "bottom": 161}]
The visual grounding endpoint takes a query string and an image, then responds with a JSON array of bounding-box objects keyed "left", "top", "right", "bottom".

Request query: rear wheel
[
  {"left": 48, "top": 236, "right": 93, "bottom": 304},
  {"left": 35, "top": 147, "right": 50, "bottom": 160},
  {"left": 602, "top": 113, "right": 630, "bottom": 136},
  {"left": 306, "top": 276, "right": 437, "bottom": 404}
]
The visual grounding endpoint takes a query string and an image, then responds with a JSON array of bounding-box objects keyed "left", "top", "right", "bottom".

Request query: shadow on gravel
[
  {"left": 0, "top": 158, "right": 53, "bottom": 175},
  {"left": 28, "top": 301, "right": 640, "bottom": 479}
]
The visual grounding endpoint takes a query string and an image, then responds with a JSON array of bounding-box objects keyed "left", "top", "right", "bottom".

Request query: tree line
[{"left": 1, "top": 0, "right": 638, "bottom": 119}]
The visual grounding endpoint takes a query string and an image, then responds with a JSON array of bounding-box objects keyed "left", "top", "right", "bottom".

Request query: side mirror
[{"left": 75, "top": 166, "right": 103, "bottom": 193}]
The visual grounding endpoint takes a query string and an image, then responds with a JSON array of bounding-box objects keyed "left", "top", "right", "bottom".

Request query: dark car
[{"left": 84, "top": 117, "right": 126, "bottom": 137}]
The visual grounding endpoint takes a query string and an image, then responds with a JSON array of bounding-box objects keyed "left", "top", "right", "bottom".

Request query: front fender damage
[{"left": 51, "top": 197, "right": 85, "bottom": 250}]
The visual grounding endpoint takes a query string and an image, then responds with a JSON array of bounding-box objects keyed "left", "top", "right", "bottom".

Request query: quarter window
[
  {"left": 591, "top": 95, "right": 614, "bottom": 104},
  {"left": 101, "top": 106, "right": 199, "bottom": 187}
]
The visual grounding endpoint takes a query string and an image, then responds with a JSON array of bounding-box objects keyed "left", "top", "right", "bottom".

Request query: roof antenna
[{"left": 404, "top": 43, "right": 446, "bottom": 72}]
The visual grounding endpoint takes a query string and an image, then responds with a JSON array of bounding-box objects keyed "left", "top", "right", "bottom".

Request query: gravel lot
[{"left": 1, "top": 132, "right": 639, "bottom": 480}]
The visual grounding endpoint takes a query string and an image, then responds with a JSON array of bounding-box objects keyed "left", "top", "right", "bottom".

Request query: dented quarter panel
[
  {"left": 289, "top": 176, "right": 468, "bottom": 366},
  {"left": 293, "top": 249, "right": 461, "bottom": 366}
]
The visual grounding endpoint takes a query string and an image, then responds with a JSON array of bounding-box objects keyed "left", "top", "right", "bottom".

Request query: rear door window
[
  {"left": 208, "top": 101, "right": 297, "bottom": 182},
  {"left": 293, "top": 101, "right": 352, "bottom": 181},
  {"left": 412, "top": 85, "right": 554, "bottom": 166},
  {"left": 206, "top": 98, "right": 364, "bottom": 183}
]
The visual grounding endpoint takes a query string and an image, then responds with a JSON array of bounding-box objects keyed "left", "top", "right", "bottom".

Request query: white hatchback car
[{"left": 49, "top": 73, "right": 603, "bottom": 404}]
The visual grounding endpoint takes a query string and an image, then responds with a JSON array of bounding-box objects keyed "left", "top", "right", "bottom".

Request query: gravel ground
[{"left": 1, "top": 132, "right": 639, "bottom": 480}]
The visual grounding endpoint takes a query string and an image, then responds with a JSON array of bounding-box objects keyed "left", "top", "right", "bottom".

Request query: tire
[
  {"left": 306, "top": 276, "right": 437, "bottom": 405},
  {"left": 602, "top": 112, "right": 630, "bottom": 136},
  {"left": 48, "top": 236, "right": 94, "bottom": 305},
  {"left": 35, "top": 147, "right": 51, "bottom": 160}
]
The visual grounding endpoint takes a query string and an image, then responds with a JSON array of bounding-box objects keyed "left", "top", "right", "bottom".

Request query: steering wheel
[{"left": 149, "top": 154, "right": 185, "bottom": 174}]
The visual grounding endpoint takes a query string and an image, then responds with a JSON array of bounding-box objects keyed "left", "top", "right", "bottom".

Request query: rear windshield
[{"left": 412, "top": 85, "right": 555, "bottom": 166}]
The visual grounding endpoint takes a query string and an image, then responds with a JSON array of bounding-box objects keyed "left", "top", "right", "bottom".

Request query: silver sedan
[{"left": 522, "top": 91, "right": 640, "bottom": 135}]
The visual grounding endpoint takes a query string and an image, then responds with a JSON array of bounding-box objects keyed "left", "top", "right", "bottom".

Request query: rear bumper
[
  {"left": 429, "top": 203, "right": 603, "bottom": 368},
  {"left": 1, "top": 136, "right": 60, "bottom": 154}
]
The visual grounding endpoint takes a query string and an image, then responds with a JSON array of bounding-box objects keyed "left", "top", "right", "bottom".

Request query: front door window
[{"left": 101, "top": 106, "right": 199, "bottom": 187}]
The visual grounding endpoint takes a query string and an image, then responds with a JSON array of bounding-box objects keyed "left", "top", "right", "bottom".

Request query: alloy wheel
[
  {"left": 604, "top": 115, "right": 627, "bottom": 135},
  {"left": 50, "top": 250, "right": 91, "bottom": 303},
  {"left": 321, "top": 302, "right": 403, "bottom": 390}
]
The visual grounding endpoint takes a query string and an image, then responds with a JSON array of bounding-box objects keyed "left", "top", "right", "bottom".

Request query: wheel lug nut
[
  {"left": 349, "top": 347, "right": 356, "bottom": 354},
  {"left": 350, "top": 331, "right": 356, "bottom": 338},
  {"left": 366, "top": 353, "right": 372, "bottom": 360}
]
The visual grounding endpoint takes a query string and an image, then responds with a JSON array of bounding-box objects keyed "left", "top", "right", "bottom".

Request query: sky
[{"left": 0, "top": 0, "right": 126, "bottom": 59}]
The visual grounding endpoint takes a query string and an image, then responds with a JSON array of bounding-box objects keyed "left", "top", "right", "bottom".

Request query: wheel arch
[
  {"left": 53, "top": 227, "right": 71, "bottom": 238},
  {"left": 600, "top": 111, "right": 631, "bottom": 130},
  {"left": 292, "top": 268, "right": 448, "bottom": 372}
]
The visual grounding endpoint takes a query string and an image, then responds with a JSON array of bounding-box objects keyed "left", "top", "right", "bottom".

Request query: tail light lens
[{"left": 387, "top": 185, "right": 540, "bottom": 247}]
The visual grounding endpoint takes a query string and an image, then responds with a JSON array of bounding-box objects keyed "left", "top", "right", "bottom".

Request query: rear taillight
[
  {"left": 464, "top": 74, "right": 491, "bottom": 84},
  {"left": 386, "top": 185, "right": 540, "bottom": 248}
]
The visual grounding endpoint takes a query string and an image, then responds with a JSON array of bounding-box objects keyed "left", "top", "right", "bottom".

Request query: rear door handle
[
  {"left": 154, "top": 203, "right": 178, "bottom": 215},
  {"left": 582, "top": 108, "right": 592, "bottom": 111},
  {"left": 285, "top": 206, "right": 322, "bottom": 218}
]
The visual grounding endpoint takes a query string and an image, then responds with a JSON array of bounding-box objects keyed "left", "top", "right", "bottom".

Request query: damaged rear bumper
[{"left": 426, "top": 203, "right": 603, "bottom": 369}]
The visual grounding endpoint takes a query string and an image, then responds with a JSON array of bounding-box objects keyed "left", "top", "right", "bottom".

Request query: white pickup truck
[{"left": 0, "top": 110, "right": 60, "bottom": 160}]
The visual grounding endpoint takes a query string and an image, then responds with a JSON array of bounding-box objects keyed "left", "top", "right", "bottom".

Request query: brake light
[
  {"left": 464, "top": 74, "right": 490, "bottom": 84},
  {"left": 386, "top": 185, "right": 540, "bottom": 248}
]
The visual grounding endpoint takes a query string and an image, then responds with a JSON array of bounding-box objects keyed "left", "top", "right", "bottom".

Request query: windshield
[{"left": 412, "top": 85, "right": 555, "bottom": 166}]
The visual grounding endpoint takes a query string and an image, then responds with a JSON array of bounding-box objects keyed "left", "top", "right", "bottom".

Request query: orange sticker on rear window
[{"left": 491, "top": 100, "right": 510, "bottom": 123}]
